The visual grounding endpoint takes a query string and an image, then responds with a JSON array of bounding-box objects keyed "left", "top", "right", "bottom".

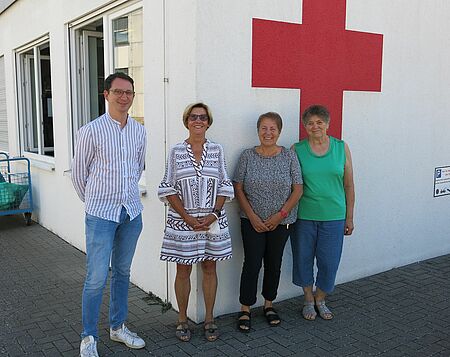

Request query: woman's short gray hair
[{"left": 301, "top": 105, "right": 330, "bottom": 126}]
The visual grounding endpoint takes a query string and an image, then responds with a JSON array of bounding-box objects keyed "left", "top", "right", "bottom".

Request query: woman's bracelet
[
  {"left": 211, "top": 212, "right": 219, "bottom": 220},
  {"left": 279, "top": 209, "right": 288, "bottom": 219}
]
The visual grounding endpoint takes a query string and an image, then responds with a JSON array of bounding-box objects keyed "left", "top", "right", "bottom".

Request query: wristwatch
[{"left": 213, "top": 208, "right": 222, "bottom": 218}]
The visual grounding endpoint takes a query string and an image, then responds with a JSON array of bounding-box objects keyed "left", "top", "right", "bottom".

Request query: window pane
[
  {"left": 30, "top": 58, "right": 38, "bottom": 151},
  {"left": 40, "top": 43, "right": 54, "bottom": 156},
  {"left": 112, "top": 8, "right": 143, "bottom": 125},
  {"left": 88, "top": 36, "right": 105, "bottom": 120},
  {"left": 0, "top": 56, "right": 9, "bottom": 152},
  {"left": 113, "top": 17, "right": 129, "bottom": 46},
  {"left": 21, "top": 51, "right": 38, "bottom": 153}
]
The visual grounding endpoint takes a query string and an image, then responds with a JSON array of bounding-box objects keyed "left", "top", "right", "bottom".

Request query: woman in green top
[{"left": 291, "top": 105, "right": 355, "bottom": 321}]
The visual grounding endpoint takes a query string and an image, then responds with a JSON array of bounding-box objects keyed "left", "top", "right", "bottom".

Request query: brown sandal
[
  {"left": 175, "top": 321, "right": 191, "bottom": 342},
  {"left": 204, "top": 321, "right": 219, "bottom": 342}
]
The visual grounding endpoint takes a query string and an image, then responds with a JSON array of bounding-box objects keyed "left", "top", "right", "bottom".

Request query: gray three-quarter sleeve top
[{"left": 233, "top": 146, "right": 303, "bottom": 225}]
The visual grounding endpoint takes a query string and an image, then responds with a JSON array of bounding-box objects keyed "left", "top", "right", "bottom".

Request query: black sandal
[
  {"left": 263, "top": 306, "right": 281, "bottom": 326},
  {"left": 237, "top": 311, "right": 251, "bottom": 332}
]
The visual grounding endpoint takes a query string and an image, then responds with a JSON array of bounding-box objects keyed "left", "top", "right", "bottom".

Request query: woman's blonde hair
[{"left": 182, "top": 102, "right": 214, "bottom": 129}]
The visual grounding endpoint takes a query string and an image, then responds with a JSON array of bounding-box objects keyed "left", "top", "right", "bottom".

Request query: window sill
[
  {"left": 21, "top": 152, "right": 55, "bottom": 172},
  {"left": 28, "top": 158, "right": 55, "bottom": 172}
]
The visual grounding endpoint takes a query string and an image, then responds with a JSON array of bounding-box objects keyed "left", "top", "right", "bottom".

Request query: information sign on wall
[{"left": 434, "top": 166, "right": 450, "bottom": 197}]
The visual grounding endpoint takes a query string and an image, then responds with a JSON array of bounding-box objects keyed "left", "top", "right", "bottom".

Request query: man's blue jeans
[{"left": 81, "top": 207, "right": 142, "bottom": 339}]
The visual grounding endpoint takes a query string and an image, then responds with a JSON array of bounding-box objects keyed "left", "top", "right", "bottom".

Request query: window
[
  {"left": 113, "top": 17, "right": 129, "bottom": 46},
  {"left": 71, "top": 19, "right": 105, "bottom": 129},
  {"left": 70, "top": 3, "right": 143, "bottom": 132},
  {"left": 16, "top": 40, "right": 54, "bottom": 157},
  {"left": 0, "top": 55, "right": 8, "bottom": 152},
  {"left": 110, "top": 7, "right": 144, "bottom": 125}
]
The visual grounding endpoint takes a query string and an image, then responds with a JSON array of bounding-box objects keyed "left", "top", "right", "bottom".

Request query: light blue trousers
[
  {"left": 291, "top": 219, "right": 345, "bottom": 294},
  {"left": 81, "top": 207, "right": 142, "bottom": 339}
]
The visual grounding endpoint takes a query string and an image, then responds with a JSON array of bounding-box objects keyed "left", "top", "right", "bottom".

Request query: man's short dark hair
[{"left": 104, "top": 72, "right": 134, "bottom": 91}]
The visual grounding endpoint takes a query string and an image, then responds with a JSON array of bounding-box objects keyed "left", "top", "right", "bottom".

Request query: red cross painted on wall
[{"left": 252, "top": 0, "right": 383, "bottom": 139}]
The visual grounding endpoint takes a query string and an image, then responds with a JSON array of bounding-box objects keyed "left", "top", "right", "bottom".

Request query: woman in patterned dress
[{"left": 158, "top": 103, "right": 234, "bottom": 342}]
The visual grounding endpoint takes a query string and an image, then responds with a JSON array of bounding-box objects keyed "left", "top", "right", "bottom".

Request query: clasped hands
[
  {"left": 184, "top": 214, "right": 217, "bottom": 231},
  {"left": 250, "top": 213, "right": 282, "bottom": 233}
]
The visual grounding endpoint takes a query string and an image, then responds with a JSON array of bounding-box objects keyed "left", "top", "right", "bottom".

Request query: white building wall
[
  {"left": 341, "top": 0, "right": 450, "bottom": 276},
  {"left": 1, "top": 0, "right": 449, "bottom": 324},
  {"left": 0, "top": 0, "right": 170, "bottom": 302},
  {"left": 190, "top": 0, "right": 450, "bottom": 320}
]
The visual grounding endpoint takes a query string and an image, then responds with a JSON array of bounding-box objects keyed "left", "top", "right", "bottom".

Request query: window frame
[
  {"left": 15, "top": 36, "right": 54, "bottom": 163},
  {"left": 104, "top": 2, "right": 143, "bottom": 76},
  {"left": 68, "top": 1, "right": 143, "bottom": 157},
  {"left": 0, "top": 55, "right": 9, "bottom": 153}
]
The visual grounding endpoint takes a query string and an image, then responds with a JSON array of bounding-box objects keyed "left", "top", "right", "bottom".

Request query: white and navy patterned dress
[{"left": 158, "top": 140, "right": 234, "bottom": 265}]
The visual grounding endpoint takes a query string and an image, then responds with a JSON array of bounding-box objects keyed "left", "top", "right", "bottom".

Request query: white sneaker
[
  {"left": 110, "top": 324, "right": 145, "bottom": 349},
  {"left": 80, "top": 336, "right": 99, "bottom": 357}
]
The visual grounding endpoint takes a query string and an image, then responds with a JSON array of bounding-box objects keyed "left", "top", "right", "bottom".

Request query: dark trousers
[{"left": 239, "top": 218, "right": 291, "bottom": 306}]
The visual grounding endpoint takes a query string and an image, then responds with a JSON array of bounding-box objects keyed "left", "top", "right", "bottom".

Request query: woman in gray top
[{"left": 233, "top": 112, "right": 303, "bottom": 332}]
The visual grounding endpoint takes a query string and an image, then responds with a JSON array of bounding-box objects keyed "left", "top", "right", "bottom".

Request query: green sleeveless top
[{"left": 293, "top": 136, "right": 346, "bottom": 221}]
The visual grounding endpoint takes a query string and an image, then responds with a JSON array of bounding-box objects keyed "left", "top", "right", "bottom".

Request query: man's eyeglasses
[
  {"left": 109, "top": 89, "right": 135, "bottom": 97},
  {"left": 188, "top": 114, "right": 209, "bottom": 122}
]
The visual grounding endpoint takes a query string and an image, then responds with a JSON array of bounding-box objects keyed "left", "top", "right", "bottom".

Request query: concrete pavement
[{"left": 1, "top": 214, "right": 449, "bottom": 356}]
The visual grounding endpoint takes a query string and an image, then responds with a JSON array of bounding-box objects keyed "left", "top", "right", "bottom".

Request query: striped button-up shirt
[{"left": 71, "top": 112, "right": 146, "bottom": 223}]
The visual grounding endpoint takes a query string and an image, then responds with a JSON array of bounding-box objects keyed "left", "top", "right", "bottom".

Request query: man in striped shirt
[{"left": 72, "top": 73, "right": 147, "bottom": 357}]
